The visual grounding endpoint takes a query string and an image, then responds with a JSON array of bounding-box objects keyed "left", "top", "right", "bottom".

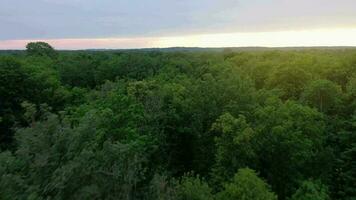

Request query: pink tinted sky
[
  {"left": 2, "top": 28, "right": 356, "bottom": 50},
  {"left": 0, "top": 38, "right": 157, "bottom": 50}
]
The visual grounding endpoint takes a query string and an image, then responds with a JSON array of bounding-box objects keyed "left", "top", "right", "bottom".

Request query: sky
[{"left": 1, "top": 0, "right": 356, "bottom": 49}]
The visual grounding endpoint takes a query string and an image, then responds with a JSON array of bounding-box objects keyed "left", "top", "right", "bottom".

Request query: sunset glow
[
  {"left": 1, "top": 28, "right": 356, "bottom": 50},
  {"left": 155, "top": 28, "right": 356, "bottom": 48}
]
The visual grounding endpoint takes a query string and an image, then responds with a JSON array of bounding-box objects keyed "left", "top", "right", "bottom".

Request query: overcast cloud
[{"left": 1, "top": 0, "right": 356, "bottom": 40}]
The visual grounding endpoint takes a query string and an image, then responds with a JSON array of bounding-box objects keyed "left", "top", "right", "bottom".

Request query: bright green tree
[
  {"left": 211, "top": 113, "right": 256, "bottom": 186},
  {"left": 217, "top": 168, "right": 277, "bottom": 200}
]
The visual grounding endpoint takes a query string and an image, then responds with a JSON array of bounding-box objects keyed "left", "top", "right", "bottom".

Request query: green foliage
[
  {"left": 0, "top": 55, "right": 66, "bottom": 150},
  {"left": 302, "top": 79, "right": 342, "bottom": 112},
  {"left": 346, "top": 75, "right": 356, "bottom": 112},
  {"left": 26, "top": 42, "right": 57, "bottom": 58},
  {"left": 1, "top": 110, "right": 154, "bottom": 199},
  {"left": 217, "top": 168, "right": 277, "bottom": 200},
  {"left": 254, "top": 100, "right": 329, "bottom": 199},
  {"left": 211, "top": 113, "right": 256, "bottom": 186},
  {"left": 1, "top": 44, "right": 356, "bottom": 200},
  {"left": 290, "top": 180, "right": 330, "bottom": 200},
  {"left": 331, "top": 116, "right": 356, "bottom": 200},
  {"left": 347, "top": 75, "right": 356, "bottom": 98},
  {"left": 268, "top": 66, "right": 311, "bottom": 100},
  {"left": 210, "top": 99, "right": 331, "bottom": 199},
  {"left": 0, "top": 57, "right": 28, "bottom": 149},
  {"left": 175, "top": 175, "right": 214, "bottom": 200},
  {"left": 56, "top": 54, "right": 99, "bottom": 88},
  {"left": 148, "top": 174, "right": 177, "bottom": 200}
]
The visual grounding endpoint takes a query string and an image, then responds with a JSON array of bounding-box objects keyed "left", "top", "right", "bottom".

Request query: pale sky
[{"left": 1, "top": 0, "right": 356, "bottom": 49}]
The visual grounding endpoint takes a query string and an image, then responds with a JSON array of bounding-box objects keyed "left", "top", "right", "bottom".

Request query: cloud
[{"left": 0, "top": 0, "right": 355, "bottom": 41}]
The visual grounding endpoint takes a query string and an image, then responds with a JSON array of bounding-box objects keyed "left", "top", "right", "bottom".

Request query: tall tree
[{"left": 26, "top": 42, "right": 57, "bottom": 58}]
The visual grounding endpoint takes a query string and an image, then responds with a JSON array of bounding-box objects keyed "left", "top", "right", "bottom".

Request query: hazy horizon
[{"left": 1, "top": 0, "right": 356, "bottom": 49}]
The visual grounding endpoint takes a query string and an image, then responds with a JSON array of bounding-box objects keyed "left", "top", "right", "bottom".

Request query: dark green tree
[
  {"left": 291, "top": 180, "right": 330, "bottom": 200},
  {"left": 175, "top": 175, "right": 214, "bottom": 200},
  {"left": 302, "top": 79, "right": 342, "bottom": 113},
  {"left": 267, "top": 66, "right": 311, "bottom": 100},
  {"left": 0, "top": 57, "right": 28, "bottom": 149},
  {"left": 26, "top": 42, "right": 57, "bottom": 58},
  {"left": 253, "top": 99, "right": 328, "bottom": 199}
]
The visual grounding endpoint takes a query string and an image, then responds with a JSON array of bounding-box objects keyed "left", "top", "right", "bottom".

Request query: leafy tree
[
  {"left": 56, "top": 54, "right": 98, "bottom": 88},
  {"left": 331, "top": 115, "right": 356, "bottom": 200},
  {"left": 148, "top": 174, "right": 177, "bottom": 200},
  {"left": 253, "top": 99, "right": 329, "bottom": 199},
  {"left": 0, "top": 55, "right": 66, "bottom": 149},
  {"left": 302, "top": 79, "right": 342, "bottom": 113},
  {"left": 175, "top": 175, "right": 214, "bottom": 200},
  {"left": 0, "top": 81, "right": 157, "bottom": 199},
  {"left": 290, "top": 180, "right": 330, "bottom": 200},
  {"left": 217, "top": 168, "right": 277, "bottom": 200},
  {"left": 26, "top": 42, "right": 57, "bottom": 58},
  {"left": 0, "top": 110, "right": 154, "bottom": 199},
  {"left": 185, "top": 65, "right": 257, "bottom": 175},
  {"left": 211, "top": 113, "right": 256, "bottom": 187},
  {"left": 0, "top": 57, "right": 28, "bottom": 149},
  {"left": 209, "top": 98, "right": 330, "bottom": 199},
  {"left": 267, "top": 66, "right": 311, "bottom": 100}
]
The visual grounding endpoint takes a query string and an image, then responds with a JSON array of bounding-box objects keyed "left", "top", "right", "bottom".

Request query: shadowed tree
[
  {"left": 291, "top": 180, "right": 330, "bottom": 200},
  {"left": 26, "top": 42, "right": 57, "bottom": 58}
]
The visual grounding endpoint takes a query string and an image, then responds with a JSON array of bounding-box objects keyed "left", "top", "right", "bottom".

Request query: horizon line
[{"left": 2, "top": 46, "right": 356, "bottom": 51}]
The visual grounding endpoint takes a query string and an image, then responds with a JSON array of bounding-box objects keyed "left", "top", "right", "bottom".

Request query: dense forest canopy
[{"left": 0, "top": 42, "right": 355, "bottom": 200}]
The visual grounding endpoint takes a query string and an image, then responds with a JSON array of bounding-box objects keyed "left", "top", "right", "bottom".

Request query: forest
[{"left": 0, "top": 42, "right": 355, "bottom": 200}]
